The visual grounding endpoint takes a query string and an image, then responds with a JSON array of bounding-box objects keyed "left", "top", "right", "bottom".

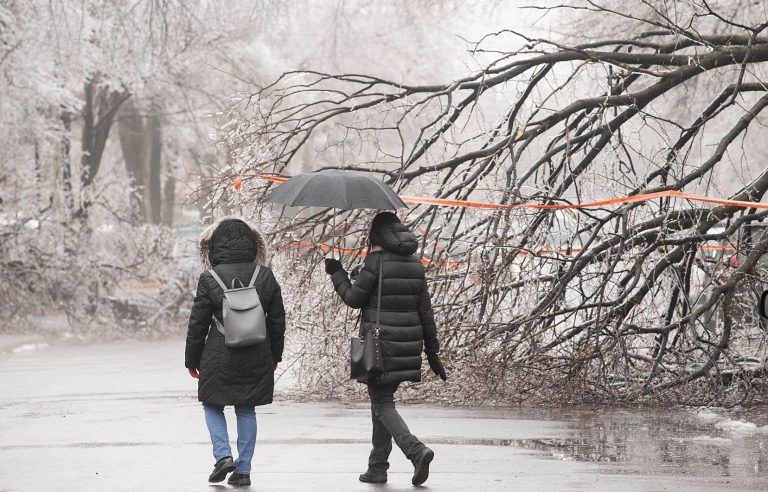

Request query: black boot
[
  {"left": 208, "top": 456, "right": 235, "bottom": 483},
  {"left": 359, "top": 468, "right": 387, "bottom": 483},
  {"left": 227, "top": 472, "right": 251, "bottom": 486},
  {"left": 411, "top": 447, "right": 434, "bottom": 486}
]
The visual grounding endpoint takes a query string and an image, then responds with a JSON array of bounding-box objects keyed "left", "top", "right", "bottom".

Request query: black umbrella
[{"left": 263, "top": 169, "right": 406, "bottom": 210}]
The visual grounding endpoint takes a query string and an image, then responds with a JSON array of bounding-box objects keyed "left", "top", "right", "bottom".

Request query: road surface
[{"left": 1, "top": 338, "right": 767, "bottom": 491}]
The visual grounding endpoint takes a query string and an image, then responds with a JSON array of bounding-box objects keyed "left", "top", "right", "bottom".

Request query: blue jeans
[{"left": 202, "top": 403, "right": 257, "bottom": 474}]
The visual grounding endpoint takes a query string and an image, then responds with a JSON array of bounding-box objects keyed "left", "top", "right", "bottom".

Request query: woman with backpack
[
  {"left": 185, "top": 217, "right": 286, "bottom": 487},
  {"left": 324, "top": 212, "right": 447, "bottom": 486}
]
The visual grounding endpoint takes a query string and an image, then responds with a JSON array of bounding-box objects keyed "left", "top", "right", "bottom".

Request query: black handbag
[{"left": 350, "top": 254, "right": 385, "bottom": 380}]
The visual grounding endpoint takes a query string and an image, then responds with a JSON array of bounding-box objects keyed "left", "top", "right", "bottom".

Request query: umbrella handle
[{"left": 327, "top": 211, "right": 340, "bottom": 261}]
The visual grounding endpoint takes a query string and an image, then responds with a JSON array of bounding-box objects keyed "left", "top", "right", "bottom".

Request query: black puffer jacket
[
  {"left": 185, "top": 219, "right": 286, "bottom": 406},
  {"left": 331, "top": 221, "right": 439, "bottom": 385}
]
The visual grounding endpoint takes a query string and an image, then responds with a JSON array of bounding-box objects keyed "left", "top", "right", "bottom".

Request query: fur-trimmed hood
[{"left": 198, "top": 216, "right": 267, "bottom": 270}]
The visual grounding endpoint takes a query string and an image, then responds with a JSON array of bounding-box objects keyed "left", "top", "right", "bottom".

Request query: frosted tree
[
  {"left": 0, "top": 0, "right": 263, "bottom": 334},
  {"left": 216, "top": 1, "right": 768, "bottom": 404}
]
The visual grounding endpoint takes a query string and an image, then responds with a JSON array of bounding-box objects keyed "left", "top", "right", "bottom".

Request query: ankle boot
[
  {"left": 411, "top": 447, "right": 434, "bottom": 486},
  {"left": 359, "top": 468, "right": 388, "bottom": 483}
]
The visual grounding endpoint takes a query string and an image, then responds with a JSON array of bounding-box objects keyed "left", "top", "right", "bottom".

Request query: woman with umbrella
[
  {"left": 265, "top": 170, "right": 447, "bottom": 486},
  {"left": 264, "top": 170, "right": 446, "bottom": 485},
  {"left": 325, "top": 213, "right": 447, "bottom": 487}
]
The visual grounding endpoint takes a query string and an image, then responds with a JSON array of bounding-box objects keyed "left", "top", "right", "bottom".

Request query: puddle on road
[{"left": 491, "top": 407, "right": 768, "bottom": 479}]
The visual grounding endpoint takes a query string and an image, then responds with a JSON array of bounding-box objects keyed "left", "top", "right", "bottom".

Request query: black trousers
[{"left": 367, "top": 382, "right": 424, "bottom": 472}]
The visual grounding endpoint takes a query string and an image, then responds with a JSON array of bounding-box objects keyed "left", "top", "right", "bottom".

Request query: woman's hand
[
  {"left": 427, "top": 353, "right": 447, "bottom": 381},
  {"left": 324, "top": 258, "right": 343, "bottom": 275},
  {"left": 272, "top": 363, "right": 278, "bottom": 372},
  {"left": 188, "top": 368, "right": 199, "bottom": 379}
]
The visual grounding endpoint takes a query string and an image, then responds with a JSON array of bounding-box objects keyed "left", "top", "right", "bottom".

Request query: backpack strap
[
  {"left": 248, "top": 266, "right": 261, "bottom": 288},
  {"left": 208, "top": 269, "right": 227, "bottom": 335},
  {"left": 208, "top": 269, "right": 227, "bottom": 291}
]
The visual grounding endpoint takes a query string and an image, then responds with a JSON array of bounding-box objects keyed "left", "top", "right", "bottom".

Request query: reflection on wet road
[{"left": 508, "top": 408, "right": 768, "bottom": 480}]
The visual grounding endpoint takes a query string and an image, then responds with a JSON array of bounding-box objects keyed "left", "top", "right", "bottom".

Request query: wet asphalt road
[{"left": 1, "top": 338, "right": 768, "bottom": 491}]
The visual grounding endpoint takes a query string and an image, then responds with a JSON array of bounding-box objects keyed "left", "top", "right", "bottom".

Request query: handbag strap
[
  {"left": 355, "top": 253, "right": 384, "bottom": 338},
  {"left": 375, "top": 253, "right": 383, "bottom": 334},
  {"left": 355, "top": 310, "right": 364, "bottom": 338}
]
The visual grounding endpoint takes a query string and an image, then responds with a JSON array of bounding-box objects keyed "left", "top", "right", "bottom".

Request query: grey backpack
[{"left": 209, "top": 267, "right": 267, "bottom": 347}]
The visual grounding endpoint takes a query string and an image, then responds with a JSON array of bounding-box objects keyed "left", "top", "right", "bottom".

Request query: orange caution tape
[
  {"left": 123, "top": 282, "right": 165, "bottom": 290},
  {"left": 190, "top": 173, "right": 286, "bottom": 184},
  {"left": 287, "top": 240, "right": 737, "bottom": 263},
  {"left": 401, "top": 190, "right": 768, "bottom": 210},
  {"left": 287, "top": 241, "right": 363, "bottom": 256},
  {"left": 192, "top": 173, "right": 755, "bottom": 262},
  {"left": 285, "top": 241, "right": 464, "bottom": 270},
  {"left": 187, "top": 172, "right": 768, "bottom": 211},
  {"left": 258, "top": 174, "right": 287, "bottom": 184},
  {"left": 236, "top": 173, "right": 768, "bottom": 211},
  {"left": 701, "top": 244, "right": 736, "bottom": 252},
  {"left": 193, "top": 172, "right": 767, "bottom": 212},
  {"left": 399, "top": 194, "right": 513, "bottom": 210},
  {"left": 228, "top": 175, "right": 242, "bottom": 190}
]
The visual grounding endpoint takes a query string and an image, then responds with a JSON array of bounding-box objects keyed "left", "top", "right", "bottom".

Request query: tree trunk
[
  {"left": 117, "top": 98, "right": 147, "bottom": 222},
  {"left": 162, "top": 174, "right": 175, "bottom": 227},
  {"left": 60, "top": 111, "right": 74, "bottom": 211},
  {"left": 117, "top": 98, "right": 171, "bottom": 225},
  {"left": 77, "top": 74, "right": 130, "bottom": 219},
  {"left": 147, "top": 108, "right": 163, "bottom": 224}
]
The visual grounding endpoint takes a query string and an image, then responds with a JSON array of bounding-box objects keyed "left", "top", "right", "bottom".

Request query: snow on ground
[
  {"left": 695, "top": 409, "right": 768, "bottom": 435},
  {"left": 10, "top": 342, "right": 50, "bottom": 354},
  {"left": 690, "top": 436, "right": 733, "bottom": 445}
]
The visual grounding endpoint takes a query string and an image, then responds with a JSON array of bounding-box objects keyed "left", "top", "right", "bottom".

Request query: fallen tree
[{"left": 212, "top": 1, "right": 768, "bottom": 405}]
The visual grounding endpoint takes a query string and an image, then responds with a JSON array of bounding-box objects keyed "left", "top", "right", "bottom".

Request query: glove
[
  {"left": 324, "top": 258, "right": 343, "bottom": 275},
  {"left": 427, "top": 353, "right": 447, "bottom": 381}
]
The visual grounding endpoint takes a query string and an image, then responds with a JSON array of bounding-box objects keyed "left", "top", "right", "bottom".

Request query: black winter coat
[
  {"left": 331, "top": 222, "right": 439, "bottom": 385},
  {"left": 185, "top": 220, "right": 286, "bottom": 407}
]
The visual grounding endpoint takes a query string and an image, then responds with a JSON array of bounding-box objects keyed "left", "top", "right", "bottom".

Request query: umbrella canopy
[{"left": 263, "top": 169, "right": 406, "bottom": 211}]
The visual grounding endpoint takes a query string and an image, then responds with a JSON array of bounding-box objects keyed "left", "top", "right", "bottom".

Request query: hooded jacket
[
  {"left": 185, "top": 217, "right": 286, "bottom": 406},
  {"left": 331, "top": 218, "right": 439, "bottom": 385}
]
